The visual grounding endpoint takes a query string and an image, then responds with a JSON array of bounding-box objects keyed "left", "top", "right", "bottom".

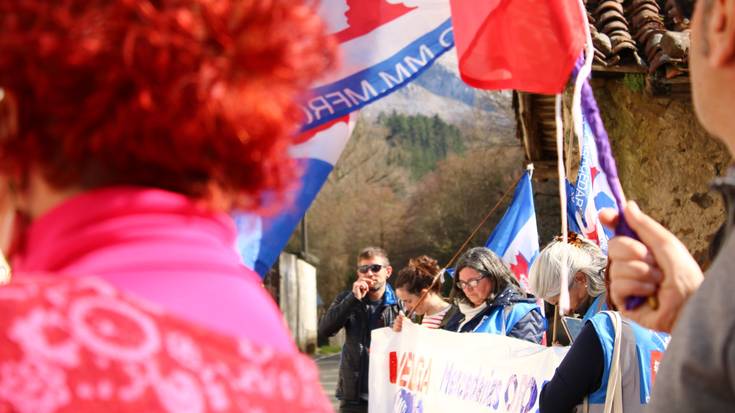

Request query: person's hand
[
  {"left": 352, "top": 279, "right": 369, "bottom": 300},
  {"left": 393, "top": 314, "right": 404, "bottom": 332},
  {"left": 600, "top": 201, "right": 703, "bottom": 333}
]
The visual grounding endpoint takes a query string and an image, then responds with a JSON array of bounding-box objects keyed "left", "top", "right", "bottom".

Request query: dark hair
[
  {"left": 0, "top": 1, "right": 335, "bottom": 211},
  {"left": 452, "top": 247, "right": 521, "bottom": 304},
  {"left": 357, "top": 246, "right": 390, "bottom": 265},
  {"left": 394, "top": 255, "right": 441, "bottom": 295}
]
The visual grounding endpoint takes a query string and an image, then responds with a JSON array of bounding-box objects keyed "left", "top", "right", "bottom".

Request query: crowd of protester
[{"left": 1, "top": 0, "right": 732, "bottom": 411}]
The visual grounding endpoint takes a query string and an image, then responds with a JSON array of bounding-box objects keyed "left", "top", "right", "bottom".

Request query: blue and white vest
[
  {"left": 584, "top": 312, "right": 670, "bottom": 412},
  {"left": 582, "top": 295, "right": 608, "bottom": 322},
  {"left": 471, "top": 302, "right": 541, "bottom": 335}
]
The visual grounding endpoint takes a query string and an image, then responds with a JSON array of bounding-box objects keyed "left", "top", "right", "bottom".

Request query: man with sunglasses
[
  {"left": 602, "top": 0, "right": 735, "bottom": 410},
  {"left": 318, "top": 247, "right": 400, "bottom": 413}
]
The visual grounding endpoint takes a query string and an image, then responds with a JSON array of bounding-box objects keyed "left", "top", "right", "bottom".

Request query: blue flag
[
  {"left": 237, "top": 1, "right": 455, "bottom": 277},
  {"left": 485, "top": 170, "right": 540, "bottom": 291}
]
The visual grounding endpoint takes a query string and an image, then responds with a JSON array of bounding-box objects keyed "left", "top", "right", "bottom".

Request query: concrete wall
[
  {"left": 279, "top": 252, "right": 318, "bottom": 353},
  {"left": 297, "top": 259, "right": 318, "bottom": 354}
]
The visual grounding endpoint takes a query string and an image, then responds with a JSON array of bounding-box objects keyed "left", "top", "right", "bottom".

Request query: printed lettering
[
  {"left": 420, "top": 360, "right": 431, "bottom": 393},
  {"left": 520, "top": 376, "right": 538, "bottom": 413},
  {"left": 300, "top": 105, "right": 313, "bottom": 126},
  {"left": 379, "top": 62, "right": 412, "bottom": 89},
  {"left": 344, "top": 80, "right": 378, "bottom": 106},
  {"left": 325, "top": 91, "right": 353, "bottom": 109},
  {"left": 404, "top": 44, "right": 435, "bottom": 73},
  {"left": 394, "top": 352, "right": 434, "bottom": 393},
  {"left": 439, "top": 26, "right": 454, "bottom": 48},
  {"left": 390, "top": 351, "right": 398, "bottom": 384},
  {"left": 307, "top": 96, "right": 334, "bottom": 121},
  {"left": 399, "top": 352, "right": 413, "bottom": 388},
  {"left": 505, "top": 374, "right": 518, "bottom": 410}
]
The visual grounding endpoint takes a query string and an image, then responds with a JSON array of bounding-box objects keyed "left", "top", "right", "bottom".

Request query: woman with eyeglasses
[
  {"left": 442, "top": 247, "right": 545, "bottom": 343},
  {"left": 392, "top": 255, "right": 457, "bottom": 332},
  {"left": 529, "top": 235, "right": 669, "bottom": 413}
]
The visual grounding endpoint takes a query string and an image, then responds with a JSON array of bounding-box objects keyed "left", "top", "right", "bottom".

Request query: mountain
[{"left": 359, "top": 49, "right": 515, "bottom": 140}]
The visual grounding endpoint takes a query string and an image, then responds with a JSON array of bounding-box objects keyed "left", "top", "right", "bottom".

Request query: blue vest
[
  {"left": 582, "top": 295, "right": 608, "bottom": 322},
  {"left": 588, "top": 312, "right": 670, "bottom": 406},
  {"left": 471, "top": 302, "right": 541, "bottom": 335}
]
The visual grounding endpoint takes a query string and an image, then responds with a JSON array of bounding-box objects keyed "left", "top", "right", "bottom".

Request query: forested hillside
[
  {"left": 380, "top": 112, "right": 464, "bottom": 179},
  {"left": 288, "top": 114, "right": 524, "bottom": 304}
]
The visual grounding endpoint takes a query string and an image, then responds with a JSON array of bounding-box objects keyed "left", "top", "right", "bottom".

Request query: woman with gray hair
[
  {"left": 442, "top": 247, "right": 546, "bottom": 344},
  {"left": 529, "top": 232, "right": 608, "bottom": 321},
  {"left": 532, "top": 234, "right": 669, "bottom": 412}
]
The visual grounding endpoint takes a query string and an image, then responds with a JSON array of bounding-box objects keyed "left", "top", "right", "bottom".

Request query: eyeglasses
[
  {"left": 358, "top": 264, "right": 384, "bottom": 274},
  {"left": 457, "top": 274, "right": 486, "bottom": 290}
]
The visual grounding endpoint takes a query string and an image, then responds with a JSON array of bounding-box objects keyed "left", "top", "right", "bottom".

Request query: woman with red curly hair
[{"left": 0, "top": 1, "right": 336, "bottom": 411}]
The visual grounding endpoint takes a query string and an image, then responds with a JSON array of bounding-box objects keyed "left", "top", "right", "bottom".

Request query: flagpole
[
  {"left": 556, "top": 93, "right": 571, "bottom": 315},
  {"left": 405, "top": 173, "right": 523, "bottom": 320},
  {"left": 572, "top": 0, "right": 595, "bottom": 154},
  {"left": 552, "top": 305, "right": 559, "bottom": 344}
]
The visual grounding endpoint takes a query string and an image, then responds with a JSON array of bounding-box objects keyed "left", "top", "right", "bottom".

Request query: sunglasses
[{"left": 358, "top": 264, "right": 385, "bottom": 274}]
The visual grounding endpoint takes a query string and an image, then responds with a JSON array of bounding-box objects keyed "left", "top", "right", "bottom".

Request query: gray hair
[
  {"left": 452, "top": 246, "right": 521, "bottom": 304},
  {"left": 528, "top": 236, "right": 607, "bottom": 300}
]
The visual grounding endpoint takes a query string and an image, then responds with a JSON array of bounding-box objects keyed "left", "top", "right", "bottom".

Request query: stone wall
[{"left": 591, "top": 78, "right": 731, "bottom": 266}]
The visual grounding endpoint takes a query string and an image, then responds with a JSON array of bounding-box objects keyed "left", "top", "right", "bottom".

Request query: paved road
[{"left": 316, "top": 353, "right": 341, "bottom": 411}]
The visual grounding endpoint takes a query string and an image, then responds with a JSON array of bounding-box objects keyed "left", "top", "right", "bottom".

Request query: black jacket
[
  {"left": 318, "top": 285, "right": 401, "bottom": 402},
  {"left": 443, "top": 286, "right": 546, "bottom": 343}
]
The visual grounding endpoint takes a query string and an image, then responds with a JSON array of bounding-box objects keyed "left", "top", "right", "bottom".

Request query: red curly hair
[
  {"left": 0, "top": 0, "right": 336, "bottom": 210},
  {"left": 395, "top": 255, "right": 442, "bottom": 295}
]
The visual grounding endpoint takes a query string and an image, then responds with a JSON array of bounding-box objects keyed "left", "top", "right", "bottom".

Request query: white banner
[{"left": 369, "top": 320, "right": 569, "bottom": 413}]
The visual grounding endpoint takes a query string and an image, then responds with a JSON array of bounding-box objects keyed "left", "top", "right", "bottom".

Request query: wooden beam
[
  {"left": 517, "top": 92, "right": 544, "bottom": 162},
  {"left": 591, "top": 64, "right": 647, "bottom": 74}
]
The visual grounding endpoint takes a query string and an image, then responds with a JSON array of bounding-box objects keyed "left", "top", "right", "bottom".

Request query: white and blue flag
[
  {"left": 485, "top": 170, "right": 540, "bottom": 291},
  {"left": 237, "top": 0, "right": 454, "bottom": 276},
  {"left": 568, "top": 120, "right": 619, "bottom": 252}
]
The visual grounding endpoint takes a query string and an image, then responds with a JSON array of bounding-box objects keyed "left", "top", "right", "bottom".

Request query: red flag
[{"left": 450, "top": 0, "right": 585, "bottom": 94}]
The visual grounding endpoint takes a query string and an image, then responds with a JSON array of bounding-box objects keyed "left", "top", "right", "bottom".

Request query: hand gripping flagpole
[{"left": 573, "top": 0, "right": 656, "bottom": 311}]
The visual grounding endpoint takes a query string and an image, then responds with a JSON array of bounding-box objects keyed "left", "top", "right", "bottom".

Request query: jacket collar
[
  {"left": 488, "top": 285, "right": 527, "bottom": 308},
  {"left": 383, "top": 283, "right": 398, "bottom": 305}
]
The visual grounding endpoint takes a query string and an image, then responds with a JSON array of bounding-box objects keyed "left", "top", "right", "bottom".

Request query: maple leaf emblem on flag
[
  {"left": 510, "top": 252, "right": 530, "bottom": 288},
  {"left": 334, "top": 0, "right": 416, "bottom": 43},
  {"left": 590, "top": 166, "right": 600, "bottom": 184}
]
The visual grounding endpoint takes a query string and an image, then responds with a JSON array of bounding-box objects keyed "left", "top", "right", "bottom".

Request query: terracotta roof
[
  {"left": 587, "top": 0, "right": 690, "bottom": 78},
  {"left": 512, "top": 1, "right": 693, "bottom": 175}
]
